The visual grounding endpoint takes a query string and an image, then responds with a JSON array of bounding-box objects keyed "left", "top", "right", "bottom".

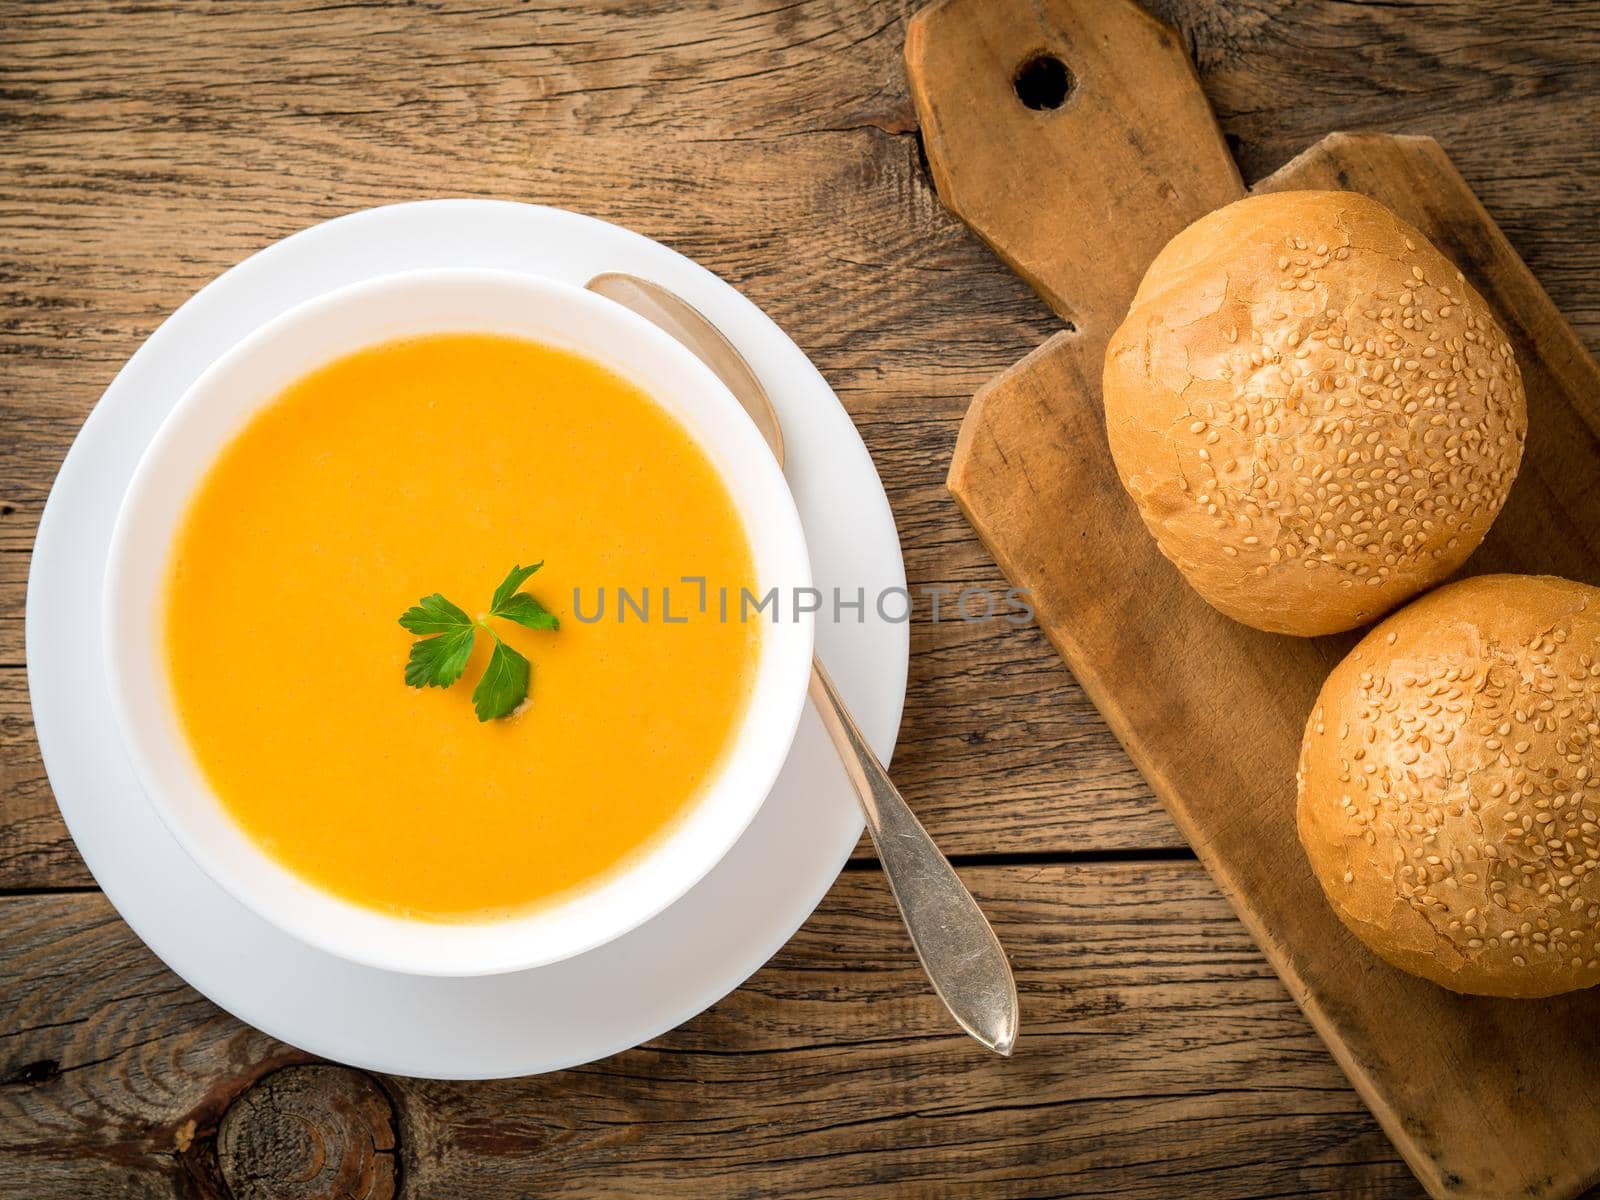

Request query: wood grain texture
[
  {"left": 0, "top": 865, "right": 1425, "bottom": 1199},
  {"left": 917, "top": 0, "right": 1600, "bottom": 1192},
  {"left": 906, "top": 0, "right": 1243, "bottom": 329},
  {"left": 216, "top": 1066, "right": 398, "bottom": 1200}
]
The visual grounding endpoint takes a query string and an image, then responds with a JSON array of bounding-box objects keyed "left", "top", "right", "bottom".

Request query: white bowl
[{"left": 102, "top": 269, "right": 814, "bottom": 977}]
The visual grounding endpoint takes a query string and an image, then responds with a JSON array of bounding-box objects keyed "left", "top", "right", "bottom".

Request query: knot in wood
[{"left": 217, "top": 1064, "right": 397, "bottom": 1200}]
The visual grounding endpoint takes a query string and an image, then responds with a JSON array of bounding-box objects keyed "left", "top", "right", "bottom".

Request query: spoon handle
[{"left": 808, "top": 657, "right": 1019, "bottom": 1055}]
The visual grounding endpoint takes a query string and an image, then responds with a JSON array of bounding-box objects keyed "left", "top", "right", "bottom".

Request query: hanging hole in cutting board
[{"left": 1013, "top": 55, "right": 1072, "bottom": 111}]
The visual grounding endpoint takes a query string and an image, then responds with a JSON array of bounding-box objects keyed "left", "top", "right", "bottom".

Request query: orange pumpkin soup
[{"left": 165, "top": 333, "right": 759, "bottom": 920}]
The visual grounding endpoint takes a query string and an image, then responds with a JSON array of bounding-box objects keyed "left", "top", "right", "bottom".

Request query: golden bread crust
[
  {"left": 1297, "top": 574, "right": 1600, "bottom": 997},
  {"left": 1104, "top": 191, "right": 1526, "bottom": 636}
]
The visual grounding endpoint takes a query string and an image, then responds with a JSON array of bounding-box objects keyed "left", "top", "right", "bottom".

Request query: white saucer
[{"left": 25, "top": 201, "right": 908, "bottom": 1079}]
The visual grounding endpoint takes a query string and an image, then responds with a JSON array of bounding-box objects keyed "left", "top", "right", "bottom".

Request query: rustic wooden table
[{"left": 3, "top": 2, "right": 1598, "bottom": 1196}]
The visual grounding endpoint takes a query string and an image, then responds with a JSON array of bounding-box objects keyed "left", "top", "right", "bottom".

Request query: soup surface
[{"left": 166, "top": 333, "right": 759, "bottom": 920}]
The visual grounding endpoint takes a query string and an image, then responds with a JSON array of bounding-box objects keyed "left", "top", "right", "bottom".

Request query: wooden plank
[
  {"left": 912, "top": 0, "right": 1600, "bottom": 1190},
  {"left": 1147, "top": 0, "right": 1600, "bottom": 277},
  {"left": 0, "top": 864, "right": 1424, "bottom": 1199}
]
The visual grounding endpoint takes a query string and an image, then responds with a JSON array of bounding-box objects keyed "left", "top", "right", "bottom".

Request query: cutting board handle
[{"left": 905, "top": 0, "right": 1244, "bottom": 337}]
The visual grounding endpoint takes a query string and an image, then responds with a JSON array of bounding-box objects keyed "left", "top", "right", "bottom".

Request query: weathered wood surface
[
  {"left": 1, "top": 865, "right": 1424, "bottom": 1199},
  {"left": 4, "top": 0, "right": 1600, "bottom": 1196}
]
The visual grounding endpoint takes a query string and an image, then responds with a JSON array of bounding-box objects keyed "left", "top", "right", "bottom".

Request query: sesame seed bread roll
[
  {"left": 1103, "top": 191, "right": 1526, "bottom": 636},
  {"left": 1297, "top": 575, "right": 1600, "bottom": 998}
]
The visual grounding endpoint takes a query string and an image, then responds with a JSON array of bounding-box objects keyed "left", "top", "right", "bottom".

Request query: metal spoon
[{"left": 586, "top": 272, "right": 1019, "bottom": 1056}]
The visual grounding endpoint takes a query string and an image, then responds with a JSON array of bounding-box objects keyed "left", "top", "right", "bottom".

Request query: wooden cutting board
[{"left": 905, "top": 2, "right": 1600, "bottom": 1198}]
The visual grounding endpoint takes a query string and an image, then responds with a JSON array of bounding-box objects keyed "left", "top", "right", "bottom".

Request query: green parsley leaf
[
  {"left": 471, "top": 635, "right": 530, "bottom": 722},
  {"left": 404, "top": 626, "right": 475, "bottom": 689},
  {"left": 494, "top": 591, "right": 560, "bottom": 632},
  {"left": 398, "top": 593, "right": 473, "bottom": 635},
  {"left": 398, "top": 561, "right": 558, "bottom": 721},
  {"left": 489, "top": 562, "right": 544, "bottom": 613}
]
